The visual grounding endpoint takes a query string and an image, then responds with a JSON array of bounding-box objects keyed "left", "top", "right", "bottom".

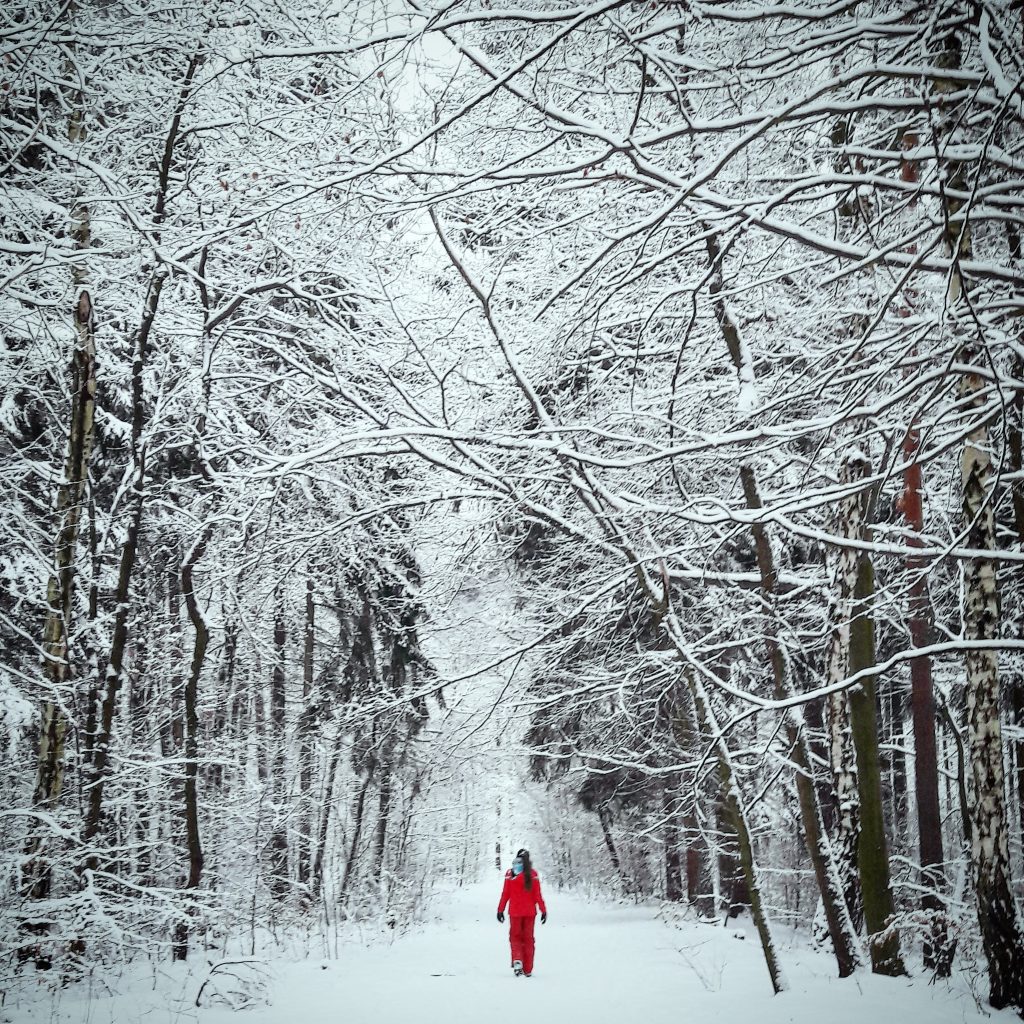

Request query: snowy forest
[{"left": 2, "top": 0, "right": 1024, "bottom": 1021}]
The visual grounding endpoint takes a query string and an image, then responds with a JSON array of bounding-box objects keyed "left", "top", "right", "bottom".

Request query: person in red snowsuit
[{"left": 496, "top": 848, "right": 547, "bottom": 977}]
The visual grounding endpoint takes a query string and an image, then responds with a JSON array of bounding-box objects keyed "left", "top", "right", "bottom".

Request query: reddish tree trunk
[{"left": 901, "top": 430, "right": 949, "bottom": 972}]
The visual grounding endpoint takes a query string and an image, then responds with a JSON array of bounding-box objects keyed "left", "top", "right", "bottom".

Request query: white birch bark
[
  {"left": 27, "top": 28, "right": 97, "bottom": 903},
  {"left": 960, "top": 363, "right": 1024, "bottom": 1009},
  {"left": 824, "top": 454, "right": 869, "bottom": 931}
]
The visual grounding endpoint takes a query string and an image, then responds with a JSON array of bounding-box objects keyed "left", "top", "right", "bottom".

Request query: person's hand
[
  {"left": 497, "top": 912, "right": 505, "bottom": 923},
  {"left": 541, "top": 912, "right": 547, "bottom": 925}
]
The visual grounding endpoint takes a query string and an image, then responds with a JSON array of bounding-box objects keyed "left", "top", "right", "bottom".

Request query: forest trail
[
  {"left": 7, "top": 881, "right": 1013, "bottom": 1024},
  {"left": 314, "top": 881, "right": 695, "bottom": 1024},
  {"left": 295, "top": 882, "right": 1004, "bottom": 1024}
]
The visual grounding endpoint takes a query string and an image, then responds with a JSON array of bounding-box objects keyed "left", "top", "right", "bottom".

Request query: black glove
[
  {"left": 497, "top": 912, "right": 505, "bottom": 923},
  {"left": 541, "top": 912, "right": 547, "bottom": 924}
]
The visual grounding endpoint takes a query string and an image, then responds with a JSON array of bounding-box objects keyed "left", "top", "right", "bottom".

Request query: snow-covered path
[
  {"left": 8, "top": 881, "right": 1016, "bottom": 1024},
  {"left": 319, "top": 882, "right": 693, "bottom": 1024},
  {"left": 296, "top": 883, "right": 1007, "bottom": 1024}
]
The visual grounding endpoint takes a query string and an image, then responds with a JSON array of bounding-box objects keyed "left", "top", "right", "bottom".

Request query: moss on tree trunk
[{"left": 848, "top": 555, "right": 905, "bottom": 976}]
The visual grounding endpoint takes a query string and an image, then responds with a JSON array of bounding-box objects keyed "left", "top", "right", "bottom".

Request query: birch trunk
[
  {"left": 1006, "top": 328, "right": 1024, "bottom": 856},
  {"left": 1008, "top": 353, "right": 1024, "bottom": 548},
  {"left": 597, "top": 804, "right": 627, "bottom": 893},
  {"left": 935, "top": 17, "right": 1024, "bottom": 1005},
  {"left": 960, "top": 362, "right": 1024, "bottom": 1009},
  {"left": 825, "top": 455, "right": 869, "bottom": 932},
  {"left": 27, "top": 69, "right": 97, "bottom": 907}
]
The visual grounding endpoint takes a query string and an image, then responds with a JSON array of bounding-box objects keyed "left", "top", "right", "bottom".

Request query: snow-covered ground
[{"left": 4, "top": 881, "right": 1013, "bottom": 1024}]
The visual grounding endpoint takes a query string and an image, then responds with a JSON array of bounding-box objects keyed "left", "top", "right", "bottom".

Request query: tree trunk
[
  {"left": 935, "top": 16, "right": 1024, "bottom": 1004},
  {"left": 597, "top": 804, "right": 627, "bottom": 893},
  {"left": 1014, "top": 679, "right": 1024, "bottom": 855},
  {"left": 79, "top": 44, "right": 201, "bottom": 865},
  {"left": 394, "top": 777, "right": 422, "bottom": 878},
  {"left": 960, "top": 359, "right": 1024, "bottom": 1010},
  {"left": 253, "top": 682, "right": 269, "bottom": 784},
  {"left": 740, "top": 463, "right": 863, "bottom": 977},
  {"left": 81, "top": 264, "right": 166, "bottom": 870},
  {"left": 683, "top": 807, "right": 712, "bottom": 916},
  {"left": 706, "top": 224, "right": 862, "bottom": 977},
  {"left": 26, "top": 73, "right": 98, "bottom": 908},
  {"left": 664, "top": 795, "right": 683, "bottom": 903},
  {"left": 665, "top": 841, "right": 683, "bottom": 903},
  {"left": 884, "top": 686, "right": 908, "bottom": 851},
  {"left": 849, "top": 555, "right": 905, "bottom": 976},
  {"left": 209, "top": 624, "right": 237, "bottom": 791},
  {"left": 269, "top": 595, "right": 288, "bottom": 901},
  {"left": 716, "top": 800, "right": 745, "bottom": 919},
  {"left": 172, "top": 527, "right": 211, "bottom": 960},
  {"left": 687, "top": 672, "right": 788, "bottom": 993},
  {"left": 1004, "top": 352, "right": 1024, "bottom": 849},
  {"left": 720, "top": 756, "right": 784, "bottom": 990},
  {"left": 901, "top": 429, "right": 950, "bottom": 973},
  {"left": 298, "top": 576, "right": 315, "bottom": 891},
  {"left": 80, "top": 494, "right": 101, "bottom": 776},
  {"left": 1008, "top": 353, "right": 1024, "bottom": 548},
  {"left": 372, "top": 768, "right": 392, "bottom": 884},
  {"left": 82, "top": 486, "right": 146, "bottom": 868},
  {"left": 129, "top": 586, "right": 157, "bottom": 889},
  {"left": 338, "top": 764, "right": 376, "bottom": 908},
  {"left": 311, "top": 726, "right": 345, "bottom": 905},
  {"left": 823, "top": 454, "right": 869, "bottom": 936}
]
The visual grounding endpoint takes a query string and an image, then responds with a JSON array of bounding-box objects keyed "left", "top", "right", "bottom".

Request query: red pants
[{"left": 508, "top": 915, "right": 536, "bottom": 974}]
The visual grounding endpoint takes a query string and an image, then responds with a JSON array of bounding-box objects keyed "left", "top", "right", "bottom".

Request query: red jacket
[{"left": 498, "top": 869, "right": 546, "bottom": 917}]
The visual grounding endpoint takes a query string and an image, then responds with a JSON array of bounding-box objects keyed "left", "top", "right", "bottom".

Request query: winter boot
[{"left": 512, "top": 960, "right": 524, "bottom": 977}]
